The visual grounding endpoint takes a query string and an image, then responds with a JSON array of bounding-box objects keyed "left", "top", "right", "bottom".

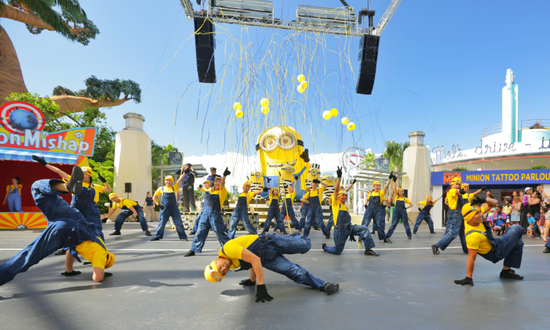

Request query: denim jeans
[
  {"left": 413, "top": 212, "right": 434, "bottom": 233},
  {"left": 478, "top": 225, "right": 525, "bottom": 268},
  {"left": 324, "top": 224, "right": 375, "bottom": 255},
  {"left": 154, "top": 203, "right": 187, "bottom": 240},
  {"left": 436, "top": 209, "right": 466, "bottom": 251},
  {"left": 386, "top": 208, "right": 411, "bottom": 238},
  {"left": 362, "top": 208, "right": 384, "bottom": 238},
  {"left": 263, "top": 207, "right": 285, "bottom": 233},
  {"left": 190, "top": 210, "right": 230, "bottom": 253},
  {"left": 115, "top": 205, "right": 149, "bottom": 232},
  {"left": 303, "top": 206, "right": 329, "bottom": 237},
  {"left": 229, "top": 207, "right": 257, "bottom": 239}
]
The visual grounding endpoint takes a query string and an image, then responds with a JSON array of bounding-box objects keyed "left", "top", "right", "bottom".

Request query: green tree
[
  {"left": 451, "top": 167, "right": 469, "bottom": 171},
  {"left": 531, "top": 165, "right": 547, "bottom": 169},
  {"left": 359, "top": 152, "right": 375, "bottom": 169},
  {"left": 151, "top": 142, "right": 178, "bottom": 188},
  {"left": 382, "top": 141, "right": 410, "bottom": 172},
  {"left": 89, "top": 159, "right": 114, "bottom": 213}
]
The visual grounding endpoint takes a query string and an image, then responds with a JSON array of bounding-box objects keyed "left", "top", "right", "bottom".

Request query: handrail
[
  {"left": 520, "top": 119, "right": 550, "bottom": 130},
  {"left": 481, "top": 123, "right": 502, "bottom": 138}
]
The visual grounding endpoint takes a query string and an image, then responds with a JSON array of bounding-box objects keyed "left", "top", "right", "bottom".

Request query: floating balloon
[
  {"left": 235, "top": 110, "right": 243, "bottom": 118},
  {"left": 297, "top": 74, "right": 305, "bottom": 82},
  {"left": 322, "top": 110, "right": 331, "bottom": 120},
  {"left": 301, "top": 81, "right": 308, "bottom": 89},
  {"left": 341, "top": 117, "right": 349, "bottom": 125},
  {"left": 261, "top": 106, "right": 269, "bottom": 114},
  {"left": 260, "top": 98, "right": 269, "bottom": 107},
  {"left": 233, "top": 102, "right": 242, "bottom": 111},
  {"left": 330, "top": 108, "right": 338, "bottom": 117},
  {"left": 347, "top": 122, "right": 356, "bottom": 131},
  {"left": 297, "top": 85, "right": 305, "bottom": 93}
]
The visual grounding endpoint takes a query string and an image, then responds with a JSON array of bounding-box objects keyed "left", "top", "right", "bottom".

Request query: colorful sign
[
  {"left": 0, "top": 101, "right": 96, "bottom": 156},
  {"left": 0, "top": 212, "right": 47, "bottom": 229},
  {"left": 432, "top": 169, "right": 550, "bottom": 186}
]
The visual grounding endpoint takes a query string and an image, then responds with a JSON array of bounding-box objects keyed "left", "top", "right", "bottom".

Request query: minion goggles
[
  {"left": 204, "top": 260, "right": 224, "bottom": 283},
  {"left": 256, "top": 133, "right": 304, "bottom": 152}
]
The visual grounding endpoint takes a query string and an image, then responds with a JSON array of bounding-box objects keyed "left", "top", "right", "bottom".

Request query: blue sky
[{"left": 2, "top": 0, "right": 550, "bottom": 159}]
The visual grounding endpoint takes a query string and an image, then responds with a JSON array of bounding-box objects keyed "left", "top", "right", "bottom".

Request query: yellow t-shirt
[
  {"left": 367, "top": 190, "right": 386, "bottom": 203},
  {"left": 219, "top": 234, "right": 259, "bottom": 270},
  {"left": 238, "top": 192, "right": 256, "bottom": 206},
  {"left": 268, "top": 191, "right": 280, "bottom": 205},
  {"left": 419, "top": 200, "right": 434, "bottom": 210},
  {"left": 285, "top": 192, "right": 296, "bottom": 202},
  {"left": 76, "top": 238, "right": 109, "bottom": 269},
  {"left": 447, "top": 189, "right": 459, "bottom": 210},
  {"left": 64, "top": 175, "right": 105, "bottom": 203},
  {"left": 462, "top": 193, "right": 475, "bottom": 203},
  {"left": 111, "top": 198, "right": 138, "bottom": 210},
  {"left": 464, "top": 206, "right": 493, "bottom": 254},
  {"left": 303, "top": 186, "right": 325, "bottom": 199},
  {"left": 154, "top": 184, "right": 180, "bottom": 199},
  {"left": 6, "top": 184, "right": 22, "bottom": 194},
  {"left": 394, "top": 196, "right": 411, "bottom": 204},
  {"left": 210, "top": 187, "right": 228, "bottom": 211},
  {"left": 331, "top": 195, "right": 348, "bottom": 225}
]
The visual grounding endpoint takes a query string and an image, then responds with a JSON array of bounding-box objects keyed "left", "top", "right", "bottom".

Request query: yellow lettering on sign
[{"left": 521, "top": 174, "right": 526, "bottom": 180}]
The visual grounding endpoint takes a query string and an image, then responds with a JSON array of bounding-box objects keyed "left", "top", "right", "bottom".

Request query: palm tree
[
  {"left": 382, "top": 140, "right": 410, "bottom": 172},
  {"left": 359, "top": 152, "right": 376, "bottom": 169}
]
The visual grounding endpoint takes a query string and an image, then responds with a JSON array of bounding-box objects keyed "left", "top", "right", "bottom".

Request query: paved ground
[{"left": 1, "top": 222, "right": 549, "bottom": 330}]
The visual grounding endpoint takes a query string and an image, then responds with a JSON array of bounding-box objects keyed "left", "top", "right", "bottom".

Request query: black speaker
[
  {"left": 194, "top": 17, "right": 216, "bottom": 83},
  {"left": 356, "top": 34, "right": 380, "bottom": 95},
  {"left": 124, "top": 183, "right": 132, "bottom": 193}
]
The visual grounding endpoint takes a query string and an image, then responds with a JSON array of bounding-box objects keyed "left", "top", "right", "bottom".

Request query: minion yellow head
[
  {"left": 306, "top": 164, "right": 321, "bottom": 182},
  {"left": 249, "top": 171, "right": 265, "bottom": 193},
  {"left": 257, "top": 126, "right": 305, "bottom": 177},
  {"left": 322, "top": 174, "right": 336, "bottom": 201}
]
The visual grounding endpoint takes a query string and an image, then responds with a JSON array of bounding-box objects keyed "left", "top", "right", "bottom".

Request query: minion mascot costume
[
  {"left": 0, "top": 167, "right": 115, "bottom": 286},
  {"left": 204, "top": 233, "right": 339, "bottom": 303},
  {"left": 151, "top": 171, "right": 188, "bottom": 241}
]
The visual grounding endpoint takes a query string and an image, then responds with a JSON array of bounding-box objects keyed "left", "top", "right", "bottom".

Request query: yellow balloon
[
  {"left": 261, "top": 106, "right": 269, "bottom": 114},
  {"left": 330, "top": 108, "right": 338, "bottom": 117},
  {"left": 322, "top": 110, "right": 331, "bottom": 120},
  {"left": 297, "top": 74, "right": 305, "bottom": 82},
  {"left": 233, "top": 102, "right": 242, "bottom": 111},
  {"left": 297, "top": 85, "right": 305, "bottom": 93},
  {"left": 260, "top": 98, "right": 269, "bottom": 107},
  {"left": 235, "top": 110, "right": 243, "bottom": 118},
  {"left": 341, "top": 117, "right": 349, "bottom": 125},
  {"left": 347, "top": 122, "right": 356, "bottom": 131},
  {"left": 301, "top": 81, "right": 308, "bottom": 89}
]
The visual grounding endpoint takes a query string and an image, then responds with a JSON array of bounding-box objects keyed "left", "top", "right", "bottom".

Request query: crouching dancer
[
  {"left": 204, "top": 233, "right": 339, "bottom": 302},
  {"left": 454, "top": 195, "right": 525, "bottom": 286},
  {"left": 322, "top": 167, "right": 378, "bottom": 256},
  {"left": 0, "top": 167, "right": 115, "bottom": 286}
]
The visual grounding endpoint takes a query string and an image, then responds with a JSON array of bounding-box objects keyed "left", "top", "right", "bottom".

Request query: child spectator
[
  {"left": 537, "top": 207, "right": 547, "bottom": 238},
  {"left": 492, "top": 206, "right": 507, "bottom": 236},
  {"left": 526, "top": 212, "right": 536, "bottom": 238}
]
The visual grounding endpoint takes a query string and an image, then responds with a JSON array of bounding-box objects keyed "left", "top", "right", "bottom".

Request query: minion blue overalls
[
  {"left": 303, "top": 190, "right": 330, "bottom": 237},
  {"left": 281, "top": 194, "right": 300, "bottom": 230},
  {"left": 190, "top": 190, "right": 230, "bottom": 253},
  {"left": 457, "top": 194, "right": 470, "bottom": 253},
  {"left": 0, "top": 179, "right": 98, "bottom": 285},
  {"left": 413, "top": 203, "right": 435, "bottom": 233},
  {"left": 386, "top": 197, "right": 412, "bottom": 238},
  {"left": 153, "top": 186, "right": 187, "bottom": 240},
  {"left": 299, "top": 202, "right": 309, "bottom": 229},
  {"left": 113, "top": 199, "right": 149, "bottom": 233},
  {"left": 361, "top": 193, "right": 387, "bottom": 241},
  {"left": 192, "top": 190, "right": 210, "bottom": 234},
  {"left": 435, "top": 190, "right": 464, "bottom": 251},
  {"left": 263, "top": 194, "right": 286, "bottom": 233},
  {"left": 71, "top": 183, "right": 104, "bottom": 240},
  {"left": 6, "top": 185, "right": 22, "bottom": 212},
  {"left": 466, "top": 224, "right": 524, "bottom": 267},
  {"left": 324, "top": 207, "right": 375, "bottom": 255},
  {"left": 228, "top": 193, "right": 257, "bottom": 238}
]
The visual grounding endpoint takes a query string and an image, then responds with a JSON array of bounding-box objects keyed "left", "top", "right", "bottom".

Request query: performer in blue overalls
[
  {"left": 183, "top": 168, "right": 232, "bottom": 257},
  {"left": 261, "top": 178, "right": 287, "bottom": 235},
  {"left": 151, "top": 171, "right": 188, "bottom": 241},
  {"left": 361, "top": 173, "right": 393, "bottom": 243},
  {"left": 322, "top": 168, "right": 379, "bottom": 256},
  {"left": 190, "top": 180, "right": 211, "bottom": 235},
  {"left": 105, "top": 193, "right": 150, "bottom": 236},
  {"left": 413, "top": 195, "right": 443, "bottom": 234},
  {"left": 3, "top": 177, "right": 23, "bottom": 212},
  {"left": 432, "top": 177, "right": 467, "bottom": 255},
  {"left": 228, "top": 181, "right": 266, "bottom": 239},
  {"left": 0, "top": 168, "right": 115, "bottom": 286},
  {"left": 302, "top": 179, "right": 330, "bottom": 238},
  {"left": 386, "top": 177, "right": 414, "bottom": 239},
  {"left": 280, "top": 178, "right": 301, "bottom": 232}
]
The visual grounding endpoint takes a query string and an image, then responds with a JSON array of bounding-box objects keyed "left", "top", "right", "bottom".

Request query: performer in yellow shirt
[
  {"left": 150, "top": 169, "right": 188, "bottom": 241},
  {"left": 228, "top": 181, "right": 265, "bottom": 239},
  {"left": 432, "top": 177, "right": 467, "bottom": 255},
  {"left": 105, "top": 193, "right": 150, "bottom": 236},
  {"left": 413, "top": 195, "right": 443, "bottom": 234},
  {"left": 386, "top": 178, "right": 413, "bottom": 240},
  {"left": 280, "top": 177, "right": 301, "bottom": 232},
  {"left": 261, "top": 178, "right": 287, "bottom": 235},
  {"left": 454, "top": 195, "right": 525, "bottom": 286},
  {"left": 3, "top": 177, "right": 23, "bottom": 212},
  {"left": 204, "top": 233, "right": 339, "bottom": 303},
  {"left": 361, "top": 172, "right": 394, "bottom": 243},
  {"left": 302, "top": 179, "right": 330, "bottom": 238}
]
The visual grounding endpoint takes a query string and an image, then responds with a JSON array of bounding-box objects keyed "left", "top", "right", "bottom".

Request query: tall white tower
[
  {"left": 113, "top": 113, "right": 152, "bottom": 202},
  {"left": 502, "top": 69, "right": 519, "bottom": 143},
  {"left": 402, "top": 131, "right": 431, "bottom": 224}
]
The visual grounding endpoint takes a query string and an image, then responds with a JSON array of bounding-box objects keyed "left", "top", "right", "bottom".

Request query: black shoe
[
  {"left": 430, "top": 232, "right": 437, "bottom": 234},
  {"left": 544, "top": 247, "right": 550, "bottom": 254},
  {"left": 322, "top": 243, "right": 327, "bottom": 251},
  {"left": 104, "top": 272, "right": 113, "bottom": 277},
  {"left": 190, "top": 231, "right": 196, "bottom": 235},
  {"left": 180, "top": 238, "right": 188, "bottom": 241},
  {"left": 145, "top": 230, "right": 152, "bottom": 236},
  {"left": 500, "top": 269, "right": 524, "bottom": 280},
  {"left": 325, "top": 233, "right": 330, "bottom": 239},
  {"left": 413, "top": 231, "right": 417, "bottom": 234},
  {"left": 322, "top": 282, "right": 339, "bottom": 295},
  {"left": 184, "top": 251, "right": 195, "bottom": 257},
  {"left": 61, "top": 270, "right": 81, "bottom": 276},
  {"left": 431, "top": 244, "right": 440, "bottom": 255},
  {"left": 109, "top": 231, "right": 121, "bottom": 236},
  {"left": 383, "top": 238, "right": 392, "bottom": 243},
  {"left": 365, "top": 249, "right": 379, "bottom": 256},
  {"left": 150, "top": 237, "right": 160, "bottom": 241},
  {"left": 371, "top": 230, "right": 375, "bottom": 234},
  {"left": 67, "top": 166, "right": 84, "bottom": 195},
  {"left": 54, "top": 248, "right": 66, "bottom": 256},
  {"left": 408, "top": 237, "right": 412, "bottom": 239}
]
